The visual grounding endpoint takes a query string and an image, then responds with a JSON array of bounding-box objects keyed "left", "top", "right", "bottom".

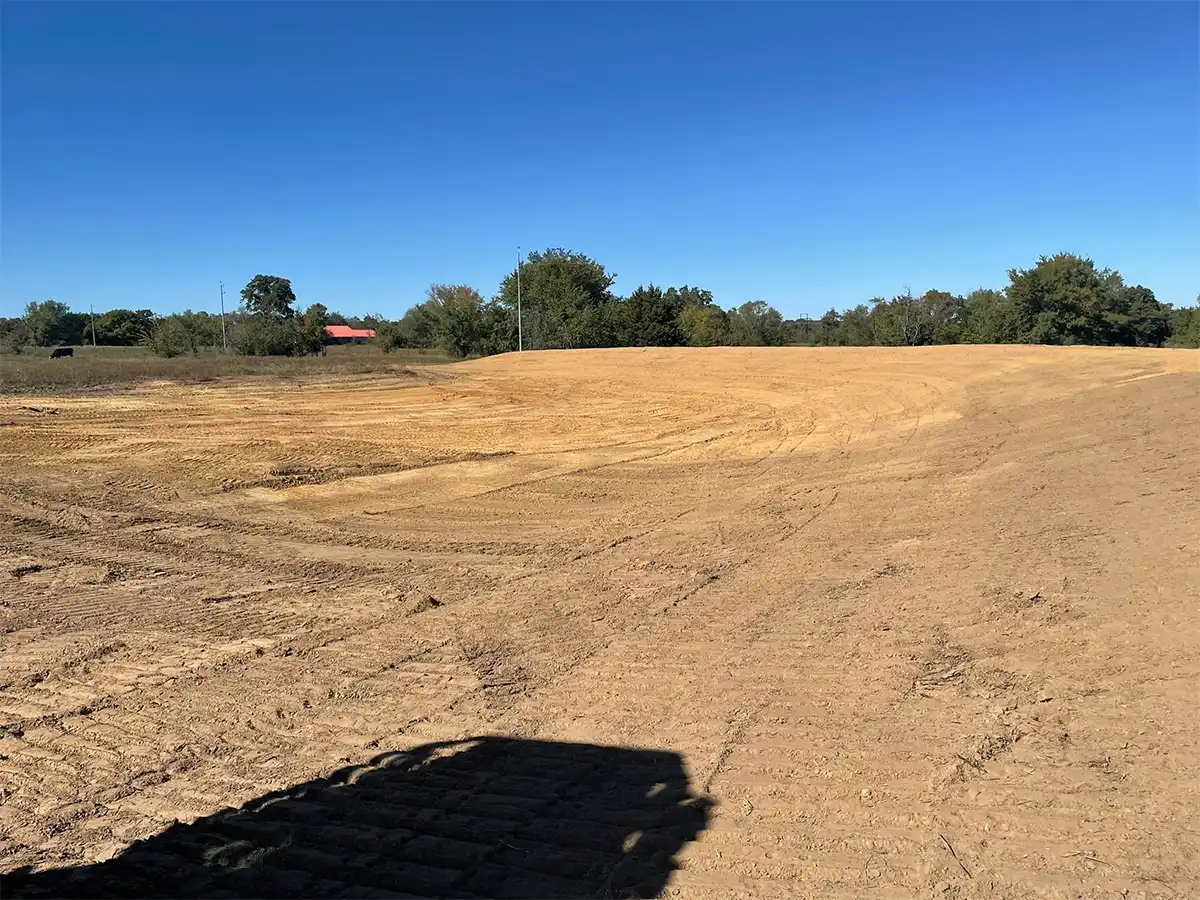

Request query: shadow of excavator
[{"left": 4, "top": 735, "right": 712, "bottom": 899}]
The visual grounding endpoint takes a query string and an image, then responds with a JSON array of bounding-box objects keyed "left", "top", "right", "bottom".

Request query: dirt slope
[{"left": 1, "top": 346, "right": 1197, "bottom": 899}]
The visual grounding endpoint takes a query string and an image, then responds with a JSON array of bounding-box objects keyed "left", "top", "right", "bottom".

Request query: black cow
[{"left": 49, "top": 347, "right": 74, "bottom": 359}]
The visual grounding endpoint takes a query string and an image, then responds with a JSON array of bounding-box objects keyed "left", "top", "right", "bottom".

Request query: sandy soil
[{"left": 1, "top": 346, "right": 1197, "bottom": 899}]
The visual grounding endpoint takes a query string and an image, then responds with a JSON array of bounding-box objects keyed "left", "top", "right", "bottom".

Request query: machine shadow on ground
[{"left": 4, "top": 736, "right": 712, "bottom": 899}]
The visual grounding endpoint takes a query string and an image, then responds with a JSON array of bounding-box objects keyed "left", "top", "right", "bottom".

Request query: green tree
[
  {"left": 232, "top": 318, "right": 299, "bottom": 356},
  {"left": 23, "top": 300, "right": 86, "bottom": 346},
  {"left": 94, "top": 309, "right": 154, "bottom": 345},
  {"left": 864, "top": 290, "right": 964, "bottom": 346},
  {"left": 1168, "top": 301, "right": 1200, "bottom": 348},
  {"left": 178, "top": 310, "right": 224, "bottom": 349},
  {"left": 667, "top": 286, "right": 715, "bottom": 310},
  {"left": 918, "top": 290, "right": 966, "bottom": 345},
  {"left": 1116, "top": 285, "right": 1171, "bottom": 347},
  {"left": 380, "top": 286, "right": 496, "bottom": 357},
  {"left": 680, "top": 303, "right": 727, "bottom": 346},
  {"left": 888, "top": 291, "right": 925, "bottom": 346},
  {"left": 1, "top": 317, "right": 31, "bottom": 353},
  {"left": 615, "top": 284, "right": 685, "bottom": 347},
  {"left": 726, "top": 301, "right": 785, "bottom": 346},
  {"left": 228, "top": 275, "right": 308, "bottom": 355},
  {"left": 867, "top": 297, "right": 898, "bottom": 345},
  {"left": 427, "top": 284, "right": 486, "bottom": 358},
  {"left": 676, "top": 287, "right": 724, "bottom": 346},
  {"left": 296, "top": 303, "right": 333, "bottom": 356},
  {"left": 144, "top": 316, "right": 193, "bottom": 357},
  {"left": 240, "top": 275, "right": 297, "bottom": 320},
  {"left": 479, "top": 300, "right": 517, "bottom": 355},
  {"left": 497, "top": 249, "right": 617, "bottom": 349},
  {"left": 817, "top": 309, "right": 843, "bottom": 346},
  {"left": 1006, "top": 254, "right": 1129, "bottom": 345},
  {"left": 961, "top": 289, "right": 1021, "bottom": 343},
  {"left": 380, "top": 305, "right": 439, "bottom": 352},
  {"left": 23, "top": 300, "right": 67, "bottom": 345},
  {"left": 840, "top": 305, "right": 875, "bottom": 345},
  {"left": 144, "top": 311, "right": 225, "bottom": 357}
]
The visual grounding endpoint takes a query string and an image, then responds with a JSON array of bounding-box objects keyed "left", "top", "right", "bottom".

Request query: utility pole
[
  {"left": 89, "top": 303, "right": 97, "bottom": 347},
  {"left": 516, "top": 246, "right": 523, "bottom": 352},
  {"left": 219, "top": 282, "right": 228, "bottom": 353}
]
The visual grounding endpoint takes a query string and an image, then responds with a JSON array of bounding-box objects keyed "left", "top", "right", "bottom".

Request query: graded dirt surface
[{"left": 1, "top": 346, "right": 1197, "bottom": 899}]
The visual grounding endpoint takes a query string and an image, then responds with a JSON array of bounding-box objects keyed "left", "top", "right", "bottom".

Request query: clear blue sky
[{"left": 2, "top": 1, "right": 1197, "bottom": 319}]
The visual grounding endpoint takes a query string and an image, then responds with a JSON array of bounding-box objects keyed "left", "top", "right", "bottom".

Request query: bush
[
  {"left": 379, "top": 305, "right": 438, "bottom": 353},
  {"left": 232, "top": 318, "right": 302, "bottom": 356},
  {"left": 2, "top": 323, "right": 30, "bottom": 354},
  {"left": 144, "top": 317, "right": 194, "bottom": 358}
]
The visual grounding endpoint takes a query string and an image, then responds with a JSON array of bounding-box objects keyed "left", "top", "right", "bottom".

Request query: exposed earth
[{"left": 1, "top": 346, "right": 1197, "bottom": 899}]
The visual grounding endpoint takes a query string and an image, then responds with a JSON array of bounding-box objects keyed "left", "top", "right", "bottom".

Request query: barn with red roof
[{"left": 324, "top": 325, "right": 377, "bottom": 344}]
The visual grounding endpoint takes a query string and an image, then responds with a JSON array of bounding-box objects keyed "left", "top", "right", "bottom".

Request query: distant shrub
[
  {"left": 2, "top": 326, "right": 30, "bottom": 355},
  {"left": 232, "top": 318, "right": 299, "bottom": 356},
  {"left": 228, "top": 308, "right": 330, "bottom": 357},
  {"left": 144, "top": 317, "right": 194, "bottom": 357}
]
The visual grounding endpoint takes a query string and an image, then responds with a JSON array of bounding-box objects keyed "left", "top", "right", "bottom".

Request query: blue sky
[{"left": 2, "top": 1, "right": 1197, "bottom": 319}]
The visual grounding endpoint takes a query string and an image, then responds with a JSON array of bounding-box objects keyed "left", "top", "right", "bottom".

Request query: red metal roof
[{"left": 324, "top": 325, "right": 377, "bottom": 339}]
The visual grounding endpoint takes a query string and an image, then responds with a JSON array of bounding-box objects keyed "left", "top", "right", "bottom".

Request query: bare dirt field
[{"left": 1, "top": 346, "right": 1197, "bottom": 899}]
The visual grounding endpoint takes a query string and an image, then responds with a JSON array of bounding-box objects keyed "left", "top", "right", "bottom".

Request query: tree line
[
  {"left": 2, "top": 250, "right": 1197, "bottom": 357},
  {"left": 369, "top": 250, "right": 1199, "bottom": 353},
  {"left": 0, "top": 277, "right": 336, "bottom": 358},
  {"left": 792, "top": 254, "right": 1198, "bottom": 349},
  {"left": 375, "top": 250, "right": 789, "bottom": 356}
]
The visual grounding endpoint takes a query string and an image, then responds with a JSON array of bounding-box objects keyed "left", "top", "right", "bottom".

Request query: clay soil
[{"left": 1, "top": 346, "right": 1197, "bottom": 899}]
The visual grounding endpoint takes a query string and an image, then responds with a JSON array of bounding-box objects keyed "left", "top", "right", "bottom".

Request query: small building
[{"left": 324, "top": 325, "right": 377, "bottom": 344}]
